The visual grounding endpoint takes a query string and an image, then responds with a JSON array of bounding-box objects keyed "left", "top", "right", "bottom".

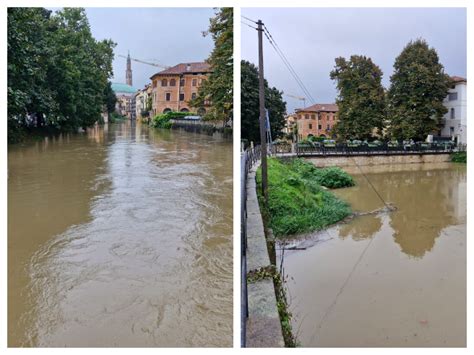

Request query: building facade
[
  {"left": 295, "top": 103, "right": 339, "bottom": 140},
  {"left": 111, "top": 82, "right": 138, "bottom": 119},
  {"left": 439, "top": 76, "right": 467, "bottom": 144},
  {"left": 283, "top": 113, "right": 298, "bottom": 136},
  {"left": 135, "top": 84, "right": 153, "bottom": 122},
  {"left": 150, "top": 62, "right": 211, "bottom": 116}
]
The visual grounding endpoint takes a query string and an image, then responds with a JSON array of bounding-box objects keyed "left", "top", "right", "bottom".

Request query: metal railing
[
  {"left": 241, "top": 144, "right": 261, "bottom": 348},
  {"left": 296, "top": 142, "right": 458, "bottom": 156}
]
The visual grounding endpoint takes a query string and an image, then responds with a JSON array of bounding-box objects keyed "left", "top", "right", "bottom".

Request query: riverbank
[{"left": 256, "top": 158, "right": 353, "bottom": 237}]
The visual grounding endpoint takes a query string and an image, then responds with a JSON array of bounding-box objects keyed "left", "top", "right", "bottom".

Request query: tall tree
[
  {"left": 387, "top": 39, "right": 452, "bottom": 141},
  {"left": 8, "top": 8, "right": 57, "bottom": 141},
  {"left": 189, "top": 7, "right": 233, "bottom": 124},
  {"left": 7, "top": 7, "right": 115, "bottom": 142},
  {"left": 103, "top": 81, "right": 117, "bottom": 114},
  {"left": 330, "top": 55, "right": 386, "bottom": 140},
  {"left": 241, "top": 60, "right": 286, "bottom": 144}
]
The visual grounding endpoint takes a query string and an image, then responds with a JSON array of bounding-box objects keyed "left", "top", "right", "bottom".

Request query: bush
[
  {"left": 287, "top": 159, "right": 355, "bottom": 188},
  {"left": 313, "top": 167, "right": 355, "bottom": 188},
  {"left": 257, "top": 158, "right": 352, "bottom": 237},
  {"left": 109, "top": 112, "right": 127, "bottom": 123},
  {"left": 451, "top": 151, "right": 466, "bottom": 163},
  {"left": 151, "top": 111, "right": 198, "bottom": 129},
  {"left": 151, "top": 114, "right": 173, "bottom": 129}
]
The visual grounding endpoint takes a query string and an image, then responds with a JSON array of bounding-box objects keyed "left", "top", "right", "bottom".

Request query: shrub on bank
[
  {"left": 287, "top": 159, "right": 355, "bottom": 188},
  {"left": 151, "top": 111, "right": 198, "bottom": 129},
  {"left": 257, "top": 158, "right": 352, "bottom": 237},
  {"left": 451, "top": 151, "right": 466, "bottom": 163}
]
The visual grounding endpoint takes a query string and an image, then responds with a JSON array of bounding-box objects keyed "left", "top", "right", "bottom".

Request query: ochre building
[
  {"left": 296, "top": 103, "right": 338, "bottom": 140},
  {"left": 150, "top": 62, "right": 211, "bottom": 116}
]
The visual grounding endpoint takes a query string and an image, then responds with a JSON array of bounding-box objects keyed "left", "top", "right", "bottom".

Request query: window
[
  {"left": 192, "top": 79, "right": 197, "bottom": 87},
  {"left": 450, "top": 108, "right": 455, "bottom": 119},
  {"left": 161, "top": 79, "right": 168, "bottom": 87},
  {"left": 311, "top": 114, "right": 315, "bottom": 120},
  {"left": 318, "top": 124, "right": 322, "bottom": 130},
  {"left": 191, "top": 93, "right": 197, "bottom": 100},
  {"left": 170, "top": 79, "right": 176, "bottom": 87},
  {"left": 165, "top": 93, "right": 171, "bottom": 101},
  {"left": 180, "top": 78, "right": 185, "bottom": 86},
  {"left": 448, "top": 92, "right": 458, "bottom": 101},
  {"left": 450, "top": 126, "right": 455, "bottom": 134},
  {"left": 309, "top": 123, "right": 313, "bottom": 129},
  {"left": 305, "top": 114, "right": 309, "bottom": 119},
  {"left": 179, "top": 93, "right": 185, "bottom": 101}
]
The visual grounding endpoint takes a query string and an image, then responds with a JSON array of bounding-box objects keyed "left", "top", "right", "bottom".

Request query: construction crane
[
  {"left": 118, "top": 54, "right": 170, "bottom": 69},
  {"left": 285, "top": 93, "right": 306, "bottom": 109}
]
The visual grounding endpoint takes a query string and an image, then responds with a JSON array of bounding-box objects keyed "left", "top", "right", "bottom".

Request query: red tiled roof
[
  {"left": 151, "top": 62, "right": 212, "bottom": 78},
  {"left": 296, "top": 103, "right": 338, "bottom": 113},
  {"left": 451, "top": 76, "right": 467, "bottom": 83}
]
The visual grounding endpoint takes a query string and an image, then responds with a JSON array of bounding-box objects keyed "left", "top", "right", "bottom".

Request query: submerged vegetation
[
  {"left": 247, "top": 265, "right": 298, "bottom": 347},
  {"left": 257, "top": 158, "right": 352, "bottom": 237},
  {"left": 451, "top": 151, "right": 466, "bottom": 163},
  {"left": 150, "top": 111, "right": 197, "bottom": 129}
]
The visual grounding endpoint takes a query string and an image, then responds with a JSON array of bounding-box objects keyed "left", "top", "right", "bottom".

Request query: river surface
[
  {"left": 8, "top": 122, "right": 233, "bottom": 347},
  {"left": 280, "top": 162, "right": 466, "bottom": 347}
]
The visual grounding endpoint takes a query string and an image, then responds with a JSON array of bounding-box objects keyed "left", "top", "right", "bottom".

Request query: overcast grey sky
[
  {"left": 84, "top": 7, "right": 215, "bottom": 90},
  {"left": 242, "top": 7, "right": 467, "bottom": 113}
]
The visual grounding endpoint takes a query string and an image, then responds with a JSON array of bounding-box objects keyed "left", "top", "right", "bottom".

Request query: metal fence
[
  {"left": 241, "top": 145, "right": 261, "bottom": 348},
  {"left": 296, "top": 142, "right": 458, "bottom": 156}
]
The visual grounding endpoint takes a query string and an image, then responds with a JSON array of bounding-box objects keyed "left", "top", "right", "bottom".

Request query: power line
[
  {"left": 241, "top": 21, "right": 257, "bottom": 30},
  {"left": 241, "top": 15, "right": 257, "bottom": 24},
  {"left": 262, "top": 24, "right": 316, "bottom": 105}
]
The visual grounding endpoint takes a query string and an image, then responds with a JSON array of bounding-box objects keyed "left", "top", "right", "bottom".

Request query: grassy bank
[
  {"left": 451, "top": 151, "right": 466, "bottom": 163},
  {"left": 257, "top": 158, "right": 353, "bottom": 237}
]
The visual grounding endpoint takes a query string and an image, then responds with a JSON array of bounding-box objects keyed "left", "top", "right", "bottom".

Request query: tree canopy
[
  {"left": 8, "top": 7, "right": 116, "bottom": 142},
  {"left": 241, "top": 60, "right": 286, "bottom": 144},
  {"left": 330, "top": 55, "right": 386, "bottom": 141},
  {"left": 387, "top": 39, "right": 452, "bottom": 141},
  {"left": 189, "top": 7, "right": 233, "bottom": 124}
]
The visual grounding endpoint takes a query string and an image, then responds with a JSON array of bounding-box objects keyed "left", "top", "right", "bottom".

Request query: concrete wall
[
  {"left": 245, "top": 164, "right": 285, "bottom": 348},
  {"left": 305, "top": 153, "right": 451, "bottom": 167}
]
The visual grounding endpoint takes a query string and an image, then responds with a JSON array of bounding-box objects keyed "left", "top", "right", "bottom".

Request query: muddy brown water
[
  {"left": 8, "top": 122, "right": 233, "bottom": 347},
  {"left": 280, "top": 162, "right": 466, "bottom": 347}
]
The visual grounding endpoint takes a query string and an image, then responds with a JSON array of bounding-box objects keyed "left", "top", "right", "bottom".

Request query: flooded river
[
  {"left": 8, "top": 122, "right": 233, "bottom": 347},
  {"left": 281, "top": 162, "right": 466, "bottom": 347}
]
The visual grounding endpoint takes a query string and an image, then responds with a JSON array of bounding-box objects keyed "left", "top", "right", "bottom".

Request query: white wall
[{"left": 441, "top": 81, "right": 467, "bottom": 144}]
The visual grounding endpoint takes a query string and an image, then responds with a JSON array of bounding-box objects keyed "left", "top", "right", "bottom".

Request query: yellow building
[{"left": 150, "top": 62, "right": 211, "bottom": 116}]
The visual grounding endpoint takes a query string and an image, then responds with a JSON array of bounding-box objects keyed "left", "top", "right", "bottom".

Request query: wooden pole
[{"left": 257, "top": 20, "right": 268, "bottom": 206}]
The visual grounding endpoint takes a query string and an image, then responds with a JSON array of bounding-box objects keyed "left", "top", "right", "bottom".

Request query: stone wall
[
  {"left": 305, "top": 153, "right": 451, "bottom": 168},
  {"left": 245, "top": 164, "right": 285, "bottom": 348}
]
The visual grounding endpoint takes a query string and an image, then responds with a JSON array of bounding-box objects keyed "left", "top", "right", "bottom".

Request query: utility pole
[{"left": 257, "top": 19, "right": 268, "bottom": 206}]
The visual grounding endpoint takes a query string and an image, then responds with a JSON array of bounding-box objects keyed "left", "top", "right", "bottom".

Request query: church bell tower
[{"left": 126, "top": 51, "right": 133, "bottom": 86}]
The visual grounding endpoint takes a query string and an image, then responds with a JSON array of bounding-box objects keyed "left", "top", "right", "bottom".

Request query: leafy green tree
[
  {"left": 103, "top": 81, "right": 117, "bottom": 114},
  {"left": 387, "top": 39, "right": 452, "bottom": 141},
  {"left": 8, "top": 8, "right": 57, "bottom": 142},
  {"left": 189, "top": 7, "right": 233, "bottom": 124},
  {"left": 241, "top": 60, "right": 287, "bottom": 144},
  {"left": 7, "top": 7, "right": 115, "bottom": 142},
  {"left": 330, "top": 55, "right": 386, "bottom": 140}
]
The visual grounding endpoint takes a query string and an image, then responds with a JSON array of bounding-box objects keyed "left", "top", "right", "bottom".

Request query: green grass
[
  {"left": 257, "top": 158, "right": 352, "bottom": 237},
  {"left": 451, "top": 151, "right": 466, "bottom": 163}
]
